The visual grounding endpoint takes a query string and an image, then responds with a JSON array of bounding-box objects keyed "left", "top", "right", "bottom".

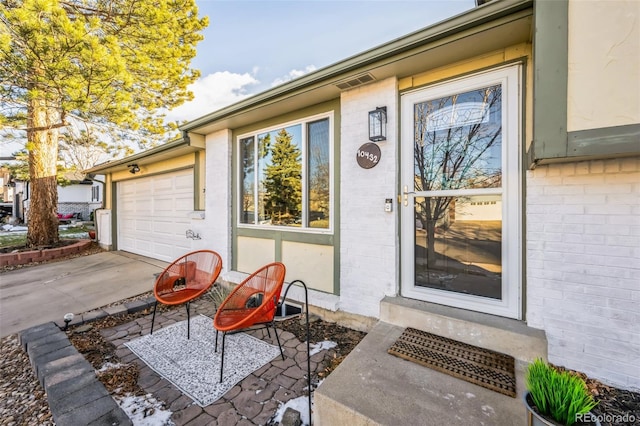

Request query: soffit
[{"left": 85, "top": 141, "right": 199, "bottom": 175}]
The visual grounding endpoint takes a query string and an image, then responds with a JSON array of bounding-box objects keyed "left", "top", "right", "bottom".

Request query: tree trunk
[
  {"left": 26, "top": 98, "right": 60, "bottom": 247},
  {"left": 426, "top": 218, "right": 437, "bottom": 270}
]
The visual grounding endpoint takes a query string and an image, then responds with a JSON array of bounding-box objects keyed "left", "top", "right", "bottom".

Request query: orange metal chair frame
[
  {"left": 151, "top": 250, "right": 223, "bottom": 339},
  {"left": 213, "top": 262, "right": 286, "bottom": 382}
]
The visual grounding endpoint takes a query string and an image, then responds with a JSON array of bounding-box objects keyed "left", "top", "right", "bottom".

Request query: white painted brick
[
  {"left": 584, "top": 244, "right": 635, "bottom": 257},
  {"left": 605, "top": 233, "right": 638, "bottom": 247},
  {"left": 563, "top": 174, "right": 606, "bottom": 185},
  {"left": 604, "top": 159, "right": 621, "bottom": 173},
  {"left": 562, "top": 214, "right": 606, "bottom": 225},
  {"left": 339, "top": 77, "right": 398, "bottom": 319},
  {"left": 585, "top": 183, "right": 633, "bottom": 194},
  {"left": 575, "top": 162, "right": 590, "bottom": 175},
  {"left": 559, "top": 162, "right": 576, "bottom": 176},
  {"left": 203, "top": 129, "right": 232, "bottom": 270},
  {"left": 527, "top": 157, "right": 640, "bottom": 389},
  {"left": 619, "top": 157, "right": 640, "bottom": 171},
  {"left": 563, "top": 194, "right": 606, "bottom": 205},
  {"left": 589, "top": 160, "right": 604, "bottom": 173}
]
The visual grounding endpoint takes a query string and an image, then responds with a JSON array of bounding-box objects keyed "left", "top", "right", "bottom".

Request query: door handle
[{"left": 402, "top": 185, "right": 415, "bottom": 206}]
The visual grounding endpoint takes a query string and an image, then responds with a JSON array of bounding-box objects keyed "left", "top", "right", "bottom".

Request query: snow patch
[
  {"left": 309, "top": 340, "right": 337, "bottom": 356},
  {"left": 98, "top": 362, "right": 126, "bottom": 372},
  {"left": 116, "top": 393, "right": 174, "bottom": 425},
  {"left": 272, "top": 396, "right": 311, "bottom": 426}
]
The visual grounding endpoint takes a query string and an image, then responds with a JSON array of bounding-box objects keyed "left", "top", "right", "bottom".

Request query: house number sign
[{"left": 356, "top": 142, "right": 381, "bottom": 169}]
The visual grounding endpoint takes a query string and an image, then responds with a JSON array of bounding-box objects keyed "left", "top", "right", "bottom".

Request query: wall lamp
[
  {"left": 128, "top": 164, "right": 140, "bottom": 174},
  {"left": 368, "top": 106, "right": 387, "bottom": 142}
]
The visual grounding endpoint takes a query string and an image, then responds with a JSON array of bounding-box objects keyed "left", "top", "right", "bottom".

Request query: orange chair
[
  {"left": 213, "top": 262, "right": 286, "bottom": 382},
  {"left": 151, "top": 250, "right": 223, "bottom": 339}
]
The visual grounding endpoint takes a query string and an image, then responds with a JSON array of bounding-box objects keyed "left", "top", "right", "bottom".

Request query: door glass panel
[
  {"left": 414, "top": 195, "right": 502, "bottom": 299},
  {"left": 413, "top": 84, "right": 502, "bottom": 192}
]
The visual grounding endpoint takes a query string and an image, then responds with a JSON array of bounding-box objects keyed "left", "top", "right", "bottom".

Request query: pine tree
[
  {"left": 263, "top": 129, "right": 302, "bottom": 224},
  {"left": 0, "top": 0, "right": 207, "bottom": 247}
]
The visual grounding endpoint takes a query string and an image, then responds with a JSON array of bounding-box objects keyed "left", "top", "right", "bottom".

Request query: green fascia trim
[
  {"left": 181, "top": 0, "right": 533, "bottom": 133},
  {"left": 531, "top": 0, "right": 568, "bottom": 162},
  {"left": 567, "top": 123, "right": 640, "bottom": 158},
  {"left": 231, "top": 100, "right": 342, "bottom": 295},
  {"left": 237, "top": 227, "right": 335, "bottom": 246}
]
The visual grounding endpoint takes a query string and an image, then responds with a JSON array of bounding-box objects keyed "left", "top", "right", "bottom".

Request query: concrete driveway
[{"left": 0, "top": 251, "right": 168, "bottom": 338}]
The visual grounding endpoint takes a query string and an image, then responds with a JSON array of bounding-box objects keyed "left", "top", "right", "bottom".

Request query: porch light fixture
[
  {"left": 128, "top": 164, "right": 140, "bottom": 174},
  {"left": 368, "top": 106, "right": 387, "bottom": 142}
]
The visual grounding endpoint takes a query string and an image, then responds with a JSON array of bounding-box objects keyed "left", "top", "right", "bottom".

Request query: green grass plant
[
  {"left": 207, "top": 282, "right": 232, "bottom": 311},
  {"left": 525, "top": 358, "right": 597, "bottom": 426}
]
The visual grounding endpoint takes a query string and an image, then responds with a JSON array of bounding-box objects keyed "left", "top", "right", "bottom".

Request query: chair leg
[
  {"left": 214, "top": 329, "right": 218, "bottom": 352},
  {"left": 270, "top": 323, "right": 285, "bottom": 361},
  {"left": 150, "top": 301, "right": 158, "bottom": 334},
  {"left": 219, "top": 332, "right": 226, "bottom": 383},
  {"left": 186, "top": 302, "right": 191, "bottom": 339}
]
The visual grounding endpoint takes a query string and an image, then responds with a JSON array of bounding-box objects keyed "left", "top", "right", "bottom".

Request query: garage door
[{"left": 117, "top": 169, "right": 194, "bottom": 262}]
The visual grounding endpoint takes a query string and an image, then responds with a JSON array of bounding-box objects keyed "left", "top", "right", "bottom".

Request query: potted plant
[{"left": 524, "top": 358, "right": 598, "bottom": 426}]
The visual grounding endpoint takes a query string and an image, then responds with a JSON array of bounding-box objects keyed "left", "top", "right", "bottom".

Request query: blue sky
[
  {"left": 166, "top": 0, "right": 475, "bottom": 122},
  {"left": 0, "top": 1, "right": 474, "bottom": 157}
]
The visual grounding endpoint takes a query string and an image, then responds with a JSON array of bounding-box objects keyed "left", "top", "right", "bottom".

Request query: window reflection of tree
[
  {"left": 240, "top": 137, "right": 255, "bottom": 223},
  {"left": 308, "top": 120, "right": 330, "bottom": 228},
  {"left": 414, "top": 85, "right": 502, "bottom": 270},
  {"left": 263, "top": 129, "right": 302, "bottom": 225}
]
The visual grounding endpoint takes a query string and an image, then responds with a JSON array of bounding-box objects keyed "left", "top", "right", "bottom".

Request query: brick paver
[{"left": 102, "top": 300, "right": 328, "bottom": 425}]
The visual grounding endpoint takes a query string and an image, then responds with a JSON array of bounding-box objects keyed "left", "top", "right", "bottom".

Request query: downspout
[{"left": 86, "top": 174, "right": 106, "bottom": 242}]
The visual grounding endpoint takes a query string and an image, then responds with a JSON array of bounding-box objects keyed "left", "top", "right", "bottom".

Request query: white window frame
[{"left": 237, "top": 112, "right": 334, "bottom": 234}]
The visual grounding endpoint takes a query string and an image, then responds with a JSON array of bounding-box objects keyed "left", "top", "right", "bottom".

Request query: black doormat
[{"left": 388, "top": 327, "right": 516, "bottom": 398}]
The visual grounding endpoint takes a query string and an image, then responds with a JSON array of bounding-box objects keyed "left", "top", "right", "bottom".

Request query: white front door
[{"left": 400, "top": 65, "right": 522, "bottom": 319}]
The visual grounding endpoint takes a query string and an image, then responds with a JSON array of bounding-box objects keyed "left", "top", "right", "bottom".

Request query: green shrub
[{"left": 525, "top": 358, "right": 597, "bottom": 426}]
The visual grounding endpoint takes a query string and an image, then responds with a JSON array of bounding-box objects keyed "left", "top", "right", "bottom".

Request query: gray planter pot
[
  {"left": 524, "top": 392, "right": 562, "bottom": 426},
  {"left": 523, "top": 393, "right": 600, "bottom": 426}
]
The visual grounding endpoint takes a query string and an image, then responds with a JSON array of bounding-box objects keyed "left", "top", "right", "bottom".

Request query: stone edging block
[{"left": 18, "top": 296, "right": 157, "bottom": 425}]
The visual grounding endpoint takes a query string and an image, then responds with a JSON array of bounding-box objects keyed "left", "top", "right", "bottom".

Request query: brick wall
[
  {"left": 526, "top": 156, "right": 640, "bottom": 390},
  {"left": 338, "top": 78, "right": 398, "bottom": 318},
  {"left": 204, "top": 129, "right": 232, "bottom": 274}
]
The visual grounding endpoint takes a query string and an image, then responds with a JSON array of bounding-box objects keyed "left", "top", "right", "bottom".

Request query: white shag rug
[{"left": 124, "top": 315, "right": 281, "bottom": 407}]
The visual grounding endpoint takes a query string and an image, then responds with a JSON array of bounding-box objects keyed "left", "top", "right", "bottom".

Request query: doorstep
[
  {"left": 314, "top": 321, "right": 527, "bottom": 426},
  {"left": 313, "top": 296, "right": 547, "bottom": 425}
]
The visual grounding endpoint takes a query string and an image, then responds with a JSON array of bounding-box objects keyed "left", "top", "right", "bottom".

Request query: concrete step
[
  {"left": 313, "top": 297, "right": 547, "bottom": 425},
  {"left": 379, "top": 296, "right": 547, "bottom": 365},
  {"left": 314, "top": 321, "right": 528, "bottom": 426}
]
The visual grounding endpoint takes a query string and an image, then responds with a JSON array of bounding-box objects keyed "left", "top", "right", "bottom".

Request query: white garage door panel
[{"left": 117, "top": 169, "right": 194, "bottom": 262}]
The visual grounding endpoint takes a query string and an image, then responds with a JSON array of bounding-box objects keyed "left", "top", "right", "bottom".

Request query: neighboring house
[
  {"left": 17, "top": 172, "right": 103, "bottom": 223},
  {"left": 55, "top": 172, "right": 104, "bottom": 221},
  {"left": 87, "top": 0, "right": 639, "bottom": 414}
]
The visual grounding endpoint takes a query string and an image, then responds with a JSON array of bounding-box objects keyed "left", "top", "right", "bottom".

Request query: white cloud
[
  {"left": 164, "top": 71, "right": 260, "bottom": 123},
  {"left": 271, "top": 65, "right": 317, "bottom": 87}
]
